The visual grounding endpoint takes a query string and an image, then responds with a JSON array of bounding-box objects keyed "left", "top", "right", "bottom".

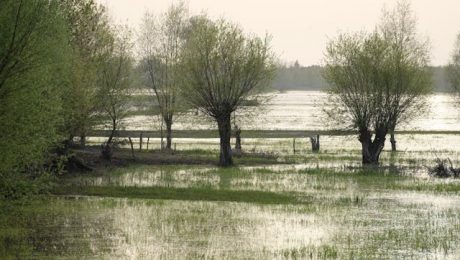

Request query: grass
[
  {"left": 52, "top": 185, "right": 303, "bottom": 205},
  {"left": 2, "top": 144, "right": 460, "bottom": 258}
]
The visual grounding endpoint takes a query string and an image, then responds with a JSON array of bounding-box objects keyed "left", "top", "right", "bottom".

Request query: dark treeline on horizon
[{"left": 272, "top": 63, "right": 451, "bottom": 92}]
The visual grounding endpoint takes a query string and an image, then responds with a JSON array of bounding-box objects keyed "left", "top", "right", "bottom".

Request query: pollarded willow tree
[
  {"left": 181, "top": 16, "right": 275, "bottom": 166},
  {"left": 138, "top": 2, "right": 189, "bottom": 150},
  {"left": 324, "top": 1, "right": 431, "bottom": 165}
]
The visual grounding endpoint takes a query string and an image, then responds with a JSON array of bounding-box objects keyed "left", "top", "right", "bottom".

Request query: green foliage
[
  {"left": 0, "top": 0, "right": 72, "bottom": 195},
  {"left": 181, "top": 16, "right": 276, "bottom": 117},
  {"left": 323, "top": 1, "right": 431, "bottom": 163},
  {"left": 59, "top": 0, "right": 113, "bottom": 140}
]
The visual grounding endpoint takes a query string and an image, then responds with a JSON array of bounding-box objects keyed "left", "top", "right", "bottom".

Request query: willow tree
[
  {"left": 181, "top": 17, "right": 275, "bottom": 166},
  {"left": 60, "top": 0, "right": 113, "bottom": 146},
  {"left": 138, "top": 2, "right": 189, "bottom": 150},
  {"left": 324, "top": 31, "right": 430, "bottom": 164},
  {"left": 379, "top": 0, "right": 431, "bottom": 151}
]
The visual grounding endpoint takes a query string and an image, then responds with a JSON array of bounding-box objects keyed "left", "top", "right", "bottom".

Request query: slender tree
[
  {"left": 97, "top": 26, "right": 133, "bottom": 160},
  {"left": 181, "top": 17, "right": 275, "bottom": 166},
  {"left": 379, "top": 0, "right": 431, "bottom": 151},
  {"left": 139, "top": 2, "right": 189, "bottom": 150}
]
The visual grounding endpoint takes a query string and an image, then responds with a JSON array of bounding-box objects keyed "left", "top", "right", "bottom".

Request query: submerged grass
[{"left": 3, "top": 142, "right": 460, "bottom": 259}]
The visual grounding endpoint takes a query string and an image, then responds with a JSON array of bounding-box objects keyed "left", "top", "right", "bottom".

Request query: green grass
[{"left": 52, "top": 185, "right": 303, "bottom": 205}]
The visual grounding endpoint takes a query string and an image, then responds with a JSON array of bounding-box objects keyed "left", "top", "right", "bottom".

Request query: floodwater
[
  {"left": 2, "top": 91, "right": 460, "bottom": 259},
  {"left": 119, "top": 91, "right": 460, "bottom": 131},
  {"left": 3, "top": 164, "right": 460, "bottom": 259}
]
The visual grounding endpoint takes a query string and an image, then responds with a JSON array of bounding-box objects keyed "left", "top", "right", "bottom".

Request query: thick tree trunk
[
  {"left": 217, "top": 114, "right": 233, "bottom": 167},
  {"left": 358, "top": 127, "right": 387, "bottom": 165},
  {"left": 390, "top": 132, "right": 396, "bottom": 152}
]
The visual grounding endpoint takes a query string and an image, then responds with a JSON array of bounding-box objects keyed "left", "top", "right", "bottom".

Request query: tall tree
[
  {"left": 324, "top": 1, "right": 431, "bottom": 164},
  {"left": 181, "top": 17, "right": 275, "bottom": 166},
  {"left": 379, "top": 0, "right": 431, "bottom": 151},
  {"left": 139, "top": 2, "right": 189, "bottom": 150},
  {"left": 59, "top": 0, "right": 113, "bottom": 146},
  {"left": 97, "top": 26, "right": 133, "bottom": 160},
  {"left": 0, "top": 0, "right": 72, "bottom": 197}
]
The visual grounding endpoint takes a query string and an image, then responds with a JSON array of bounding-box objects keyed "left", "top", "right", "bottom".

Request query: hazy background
[{"left": 97, "top": 0, "right": 460, "bottom": 67}]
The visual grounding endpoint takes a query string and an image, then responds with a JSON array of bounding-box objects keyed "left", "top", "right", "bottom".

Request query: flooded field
[
  {"left": 2, "top": 163, "right": 459, "bottom": 259},
  {"left": 3, "top": 91, "right": 460, "bottom": 259},
  {"left": 119, "top": 91, "right": 460, "bottom": 131}
]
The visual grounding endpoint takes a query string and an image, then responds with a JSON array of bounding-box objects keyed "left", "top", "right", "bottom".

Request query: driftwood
[{"left": 428, "top": 158, "right": 460, "bottom": 178}]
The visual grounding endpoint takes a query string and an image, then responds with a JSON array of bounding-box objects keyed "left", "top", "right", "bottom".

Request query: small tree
[
  {"left": 138, "top": 2, "right": 189, "bottom": 150},
  {"left": 324, "top": 1, "right": 430, "bottom": 164},
  {"left": 97, "top": 26, "right": 133, "bottom": 159},
  {"left": 181, "top": 17, "right": 275, "bottom": 166}
]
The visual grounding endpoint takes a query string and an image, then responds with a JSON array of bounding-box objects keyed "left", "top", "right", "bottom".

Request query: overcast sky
[{"left": 96, "top": 0, "right": 460, "bottom": 66}]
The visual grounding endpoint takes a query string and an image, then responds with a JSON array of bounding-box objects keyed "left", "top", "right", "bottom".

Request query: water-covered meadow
[
  {"left": 3, "top": 0, "right": 460, "bottom": 257},
  {"left": 3, "top": 90, "right": 460, "bottom": 259}
]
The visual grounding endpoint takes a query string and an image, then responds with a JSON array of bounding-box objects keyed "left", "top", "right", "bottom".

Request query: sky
[{"left": 96, "top": 0, "right": 460, "bottom": 66}]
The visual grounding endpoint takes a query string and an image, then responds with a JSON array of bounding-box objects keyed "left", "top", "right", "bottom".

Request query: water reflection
[{"left": 3, "top": 191, "right": 459, "bottom": 259}]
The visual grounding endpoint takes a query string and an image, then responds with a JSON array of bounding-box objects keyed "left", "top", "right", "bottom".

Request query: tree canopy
[{"left": 324, "top": 1, "right": 431, "bottom": 164}]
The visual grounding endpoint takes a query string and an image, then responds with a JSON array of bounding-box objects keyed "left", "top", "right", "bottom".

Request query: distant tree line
[{"left": 271, "top": 64, "right": 452, "bottom": 93}]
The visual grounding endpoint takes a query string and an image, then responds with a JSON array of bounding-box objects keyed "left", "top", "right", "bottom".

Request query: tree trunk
[
  {"left": 390, "top": 132, "right": 396, "bottom": 152},
  {"left": 102, "top": 119, "right": 116, "bottom": 161},
  {"left": 165, "top": 117, "right": 172, "bottom": 150},
  {"left": 310, "top": 134, "right": 320, "bottom": 152},
  {"left": 79, "top": 134, "right": 86, "bottom": 147},
  {"left": 217, "top": 114, "right": 233, "bottom": 167},
  {"left": 358, "top": 127, "right": 387, "bottom": 165},
  {"left": 160, "top": 119, "right": 164, "bottom": 150},
  {"left": 107, "top": 119, "right": 117, "bottom": 145}
]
